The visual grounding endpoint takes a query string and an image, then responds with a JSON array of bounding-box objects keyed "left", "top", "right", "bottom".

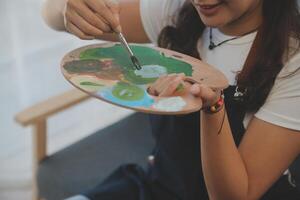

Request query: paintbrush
[{"left": 117, "top": 32, "right": 142, "bottom": 70}]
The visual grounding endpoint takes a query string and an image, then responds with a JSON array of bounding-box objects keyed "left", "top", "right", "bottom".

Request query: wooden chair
[{"left": 15, "top": 89, "right": 154, "bottom": 200}]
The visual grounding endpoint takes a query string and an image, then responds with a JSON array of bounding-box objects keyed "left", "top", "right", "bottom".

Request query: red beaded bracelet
[{"left": 203, "top": 92, "right": 224, "bottom": 114}]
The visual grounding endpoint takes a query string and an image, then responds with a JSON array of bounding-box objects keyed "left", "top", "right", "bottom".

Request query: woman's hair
[{"left": 158, "top": 0, "right": 300, "bottom": 112}]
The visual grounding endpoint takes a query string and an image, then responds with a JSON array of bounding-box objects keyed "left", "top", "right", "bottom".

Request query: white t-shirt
[{"left": 140, "top": 0, "right": 300, "bottom": 131}]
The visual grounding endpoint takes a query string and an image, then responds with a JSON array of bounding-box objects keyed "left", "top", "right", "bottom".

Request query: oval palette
[{"left": 61, "top": 43, "right": 228, "bottom": 115}]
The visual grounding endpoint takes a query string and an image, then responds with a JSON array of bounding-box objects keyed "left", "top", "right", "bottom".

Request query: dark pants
[
  {"left": 83, "top": 165, "right": 182, "bottom": 200},
  {"left": 83, "top": 164, "right": 300, "bottom": 200}
]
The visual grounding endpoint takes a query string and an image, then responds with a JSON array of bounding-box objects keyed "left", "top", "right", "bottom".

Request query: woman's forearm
[
  {"left": 42, "top": 0, "right": 67, "bottom": 31},
  {"left": 200, "top": 108, "right": 249, "bottom": 200}
]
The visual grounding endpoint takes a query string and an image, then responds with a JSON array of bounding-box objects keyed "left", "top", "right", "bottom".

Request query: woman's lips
[{"left": 195, "top": 2, "right": 224, "bottom": 16}]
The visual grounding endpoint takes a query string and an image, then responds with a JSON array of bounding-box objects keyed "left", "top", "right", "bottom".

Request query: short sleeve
[
  {"left": 255, "top": 51, "right": 300, "bottom": 131},
  {"left": 139, "top": 0, "right": 185, "bottom": 44}
]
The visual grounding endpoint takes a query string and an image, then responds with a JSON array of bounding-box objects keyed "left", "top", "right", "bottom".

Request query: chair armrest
[
  {"left": 14, "top": 88, "right": 90, "bottom": 200},
  {"left": 15, "top": 89, "right": 90, "bottom": 127}
]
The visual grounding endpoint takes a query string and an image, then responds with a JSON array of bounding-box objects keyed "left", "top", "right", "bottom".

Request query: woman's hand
[
  {"left": 148, "top": 74, "right": 221, "bottom": 108},
  {"left": 63, "top": 0, "right": 121, "bottom": 40},
  {"left": 190, "top": 82, "right": 222, "bottom": 108},
  {"left": 148, "top": 73, "right": 187, "bottom": 97}
]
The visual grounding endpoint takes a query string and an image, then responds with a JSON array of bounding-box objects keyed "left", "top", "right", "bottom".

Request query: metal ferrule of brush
[
  {"left": 118, "top": 33, "right": 141, "bottom": 70},
  {"left": 130, "top": 56, "right": 142, "bottom": 70}
]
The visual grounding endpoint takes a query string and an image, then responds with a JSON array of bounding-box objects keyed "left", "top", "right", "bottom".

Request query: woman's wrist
[
  {"left": 202, "top": 96, "right": 226, "bottom": 135},
  {"left": 202, "top": 91, "right": 224, "bottom": 114}
]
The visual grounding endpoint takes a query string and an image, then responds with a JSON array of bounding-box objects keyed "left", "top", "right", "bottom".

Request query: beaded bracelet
[{"left": 203, "top": 92, "right": 224, "bottom": 114}]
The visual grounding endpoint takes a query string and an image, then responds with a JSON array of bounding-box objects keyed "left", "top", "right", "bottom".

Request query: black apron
[{"left": 83, "top": 86, "right": 300, "bottom": 200}]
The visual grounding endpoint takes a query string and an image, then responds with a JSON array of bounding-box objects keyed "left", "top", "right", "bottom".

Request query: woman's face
[{"left": 191, "top": 0, "right": 263, "bottom": 32}]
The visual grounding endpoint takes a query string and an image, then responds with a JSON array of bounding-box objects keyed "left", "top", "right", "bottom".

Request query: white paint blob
[
  {"left": 153, "top": 97, "right": 186, "bottom": 112},
  {"left": 134, "top": 65, "right": 167, "bottom": 78},
  {"left": 119, "top": 89, "right": 133, "bottom": 97}
]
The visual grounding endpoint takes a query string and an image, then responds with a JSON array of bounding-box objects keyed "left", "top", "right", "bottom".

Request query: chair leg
[
  {"left": 32, "top": 180, "right": 41, "bottom": 200},
  {"left": 32, "top": 120, "right": 47, "bottom": 163},
  {"left": 32, "top": 120, "right": 47, "bottom": 200}
]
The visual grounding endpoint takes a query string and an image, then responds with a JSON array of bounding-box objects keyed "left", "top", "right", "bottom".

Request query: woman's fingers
[
  {"left": 190, "top": 84, "right": 220, "bottom": 106},
  {"left": 148, "top": 75, "right": 167, "bottom": 94},
  {"left": 159, "top": 73, "right": 186, "bottom": 96},
  {"left": 66, "top": 9, "right": 104, "bottom": 37},
  {"left": 65, "top": 21, "right": 95, "bottom": 40},
  {"left": 148, "top": 74, "right": 221, "bottom": 107},
  {"left": 190, "top": 84, "right": 201, "bottom": 96},
  {"left": 85, "top": 0, "right": 121, "bottom": 32},
  {"left": 106, "top": 0, "right": 121, "bottom": 22},
  {"left": 63, "top": 0, "right": 121, "bottom": 40},
  {"left": 156, "top": 74, "right": 178, "bottom": 93},
  {"left": 69, "top": 1, "right": 111, "bottom": 32},
  {"left": 148, "top": 73, "right": 186, "bottom": 96},
  {"left": 159, "top": 77, "right": 184, "bottom": 97}
]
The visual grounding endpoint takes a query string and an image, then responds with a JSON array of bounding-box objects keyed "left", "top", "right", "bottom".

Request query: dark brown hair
[{"left": 158, "top": 0, "right": 300, "bottom": 112}]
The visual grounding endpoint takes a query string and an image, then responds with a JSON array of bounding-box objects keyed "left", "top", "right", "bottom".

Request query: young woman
[{"left": 42, "top": 0, "right": 300, "bottom": 199}]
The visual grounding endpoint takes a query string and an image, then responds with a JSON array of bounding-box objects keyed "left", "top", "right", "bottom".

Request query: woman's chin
[
  {"left": 200, "top": 18, "right": 227, "bottom": 29},
  {"left": 198, "top": 13, "right": 227, "bottom": 27}
]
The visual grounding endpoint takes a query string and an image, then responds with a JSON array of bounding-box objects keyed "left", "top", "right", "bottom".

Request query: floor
[{"left": 0, "top": 0, "right": 132, "bottom": 199}]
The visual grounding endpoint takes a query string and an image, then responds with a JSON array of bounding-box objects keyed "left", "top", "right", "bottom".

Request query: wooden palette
[{"left": 61, "top": 43, "right": 228, "bottom": 115}]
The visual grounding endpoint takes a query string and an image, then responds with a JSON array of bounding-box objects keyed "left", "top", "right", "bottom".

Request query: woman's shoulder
[
  {"left": 278, "top": 38, "right": 300, "bottom": 78},
  {"left": 254, "top": 40, "right": 300, "bottom": 131}
]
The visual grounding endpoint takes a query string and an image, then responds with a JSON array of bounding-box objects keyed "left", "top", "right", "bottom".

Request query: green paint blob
[
  {"left": 64, "top": 60, "right": 102, "bottom": 74},
  {"left": 80, "top": 81, "right": 104, "bottom": 87},
  {"left": 112, "top": 82, "right": 144, "bottom": 101},
  {"left": 80, "top": 45, "right": 193, "bottom": 84}
]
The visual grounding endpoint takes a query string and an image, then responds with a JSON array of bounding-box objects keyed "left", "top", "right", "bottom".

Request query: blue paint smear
[{"left": 98, "top": 87, "right": 155, "bottom": 108}]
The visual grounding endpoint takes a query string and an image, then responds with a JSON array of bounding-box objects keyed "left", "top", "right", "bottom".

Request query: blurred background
[
  {"left": 0, "top": 0, "right": 132, "bottom": 199},
  {"left": 2, "top": 1, "right": 300, "bottom": 200}
]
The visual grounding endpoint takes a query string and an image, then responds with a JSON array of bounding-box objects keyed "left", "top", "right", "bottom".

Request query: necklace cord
[{"left": 209, "top": 27, "right": 258, "bottom": 50}]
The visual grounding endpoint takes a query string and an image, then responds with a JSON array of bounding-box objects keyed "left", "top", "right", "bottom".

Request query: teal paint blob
[{"left": 98, "top": 83, "right": 154, "bottom": 108}]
